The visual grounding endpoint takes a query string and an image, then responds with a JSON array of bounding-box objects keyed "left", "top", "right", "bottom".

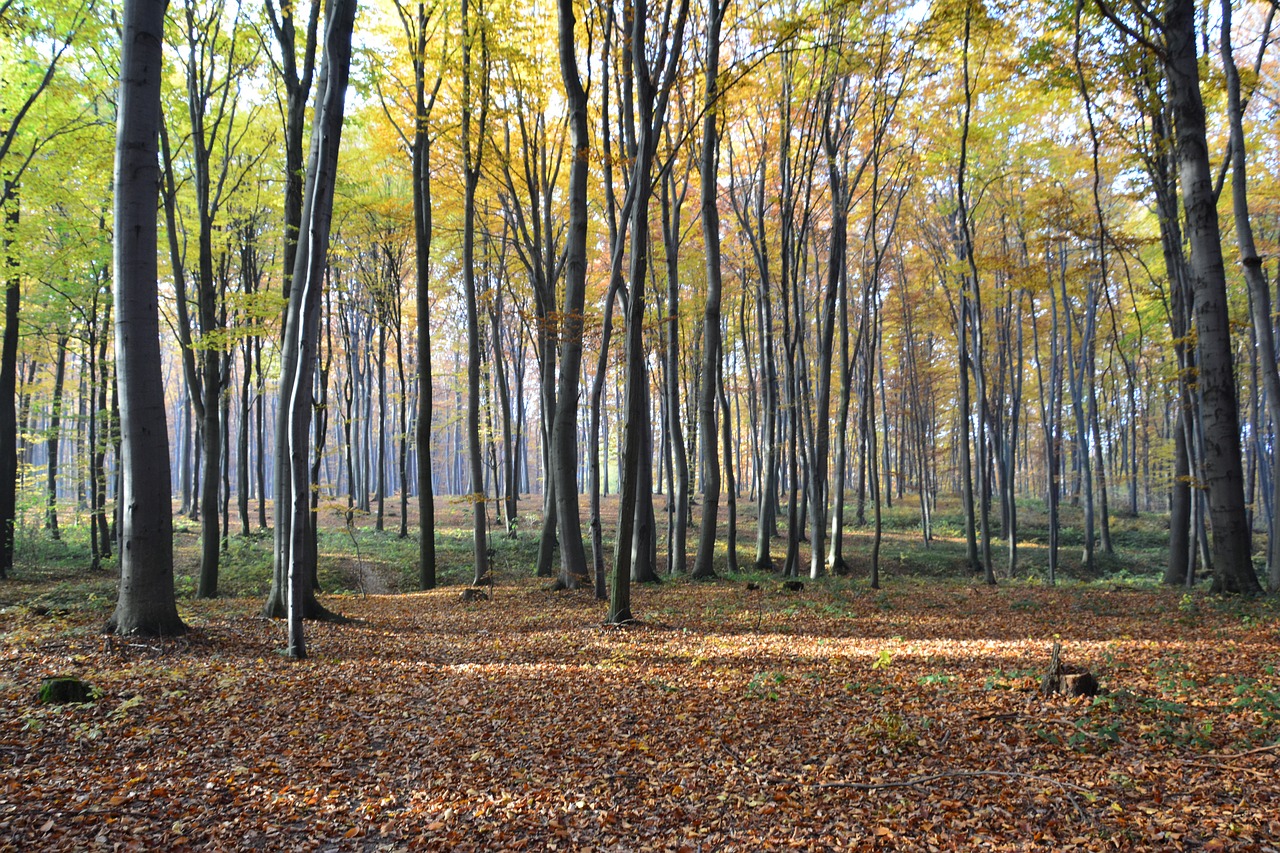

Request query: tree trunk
[
  {"left": 460, "top": 0, "right": 490, "bottom": 588},
  {"left": 552, "top": 0, "right": 590, "bottom": 588},
  {"left": 46, "top": 332, "right": 69, "bottom": 539},
  {"left": 266, "top": 0, "right": 357, "bottom": 637},
  {"left": 1220, "top": 0, "right": 1279, "bottom": 590},
  {"left": 107, "top": 0, "right": 186, "bottom": 636},
  {"left": 691, "top": 0, "right": 729, "bottom": 581},
  {"left": 0, "top": 183, "right": 18, "bottom": 578},
  {"left": 1163, "top": 0, "right": 1259, "bottom": 594}
]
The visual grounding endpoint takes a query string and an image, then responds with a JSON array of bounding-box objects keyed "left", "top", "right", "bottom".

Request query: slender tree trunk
[
  {"left": 692, "top": 0, "right": 729, "bottom": 581},
  {"left": 413, "top": 87, "right": 437, "bottom": 589},
  {"left": 266, "top": 0, "right": 356, "bottom": 634},
  {"left": 460, "top": 0, "right": 490, "bottom": 587},
  {"left": 552, "top": 0, "right": 590, "bottom": 588},
  {"left": 46, "top": 333, "right": 69, "bottom": 539},
  {"left": 0, "top": 183, "right": 18, "bottom": 578}
]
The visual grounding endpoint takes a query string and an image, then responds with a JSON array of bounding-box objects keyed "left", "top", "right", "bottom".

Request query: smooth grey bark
[
  {"left": 809, "top": 74, "right": 852, "bottom": 580},
  {"left": 1220, "top": 0, "right": 1279, "bottom": 590},
  {"left": 262, "top": 0, "right": 321, "bottom": 612},
  {"left": 46, "top": 332, "right": 69, "bottom": 539},
  {"left": 266, "top": 0, "right": 357, "bottom": 644},
  {"left": 956, "top": 6, "right": 989, "bottom": 583},
  {"left": 611, "top": 0, "right": 690, "bottom": 622},
  {"left": 107, "top": 0, "right": 186, "bottom": 636},
  {"left": 551, "top": 0, "right": 590, "bottom": 589},
  {"left": 460, "top": 0, "right": 491, "bottom": 587},
  {"left": 691, "top": 0, "right": 729, "bottom": 581},
  {"left": 1162, "top": 0, "right": 1259, "bottom": 594},
  {"left": 659, "top": 152, "right": 691, "bottom": 577},
  {"left": 389, "top": 0, "right": 442, "bottom": 586}
]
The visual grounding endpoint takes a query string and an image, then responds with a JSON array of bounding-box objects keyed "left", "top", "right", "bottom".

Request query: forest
[
  {"left": 3, "top": 0, "right": 1280, "bottom": 847},
  {"left": 4, "top": 0, "right": 1280, "bottom": 629}
]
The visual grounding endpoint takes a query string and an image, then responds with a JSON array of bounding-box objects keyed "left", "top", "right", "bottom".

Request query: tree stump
[
  {"left": 38, "top": 677, "right": 95, "bottom": 705},
  {"left": 1039, "top": 642, "right": 1099, "bottom": 698}
]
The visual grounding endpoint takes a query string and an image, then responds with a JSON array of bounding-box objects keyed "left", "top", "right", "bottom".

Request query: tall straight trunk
[
  {"left": 551, "top": 0, "right": 591, "bottom": 586},
  {"left": 255, "top": 342, "right": 266, "bottom": 530},
  {"left": 460, "top": 0, "right": 490, "bottom": 587},
  {"left": 1221, "top": 0, "right": 1279, "bottom": 589},
  {"left": 611, "top": 0, "right": 690, "bottom": 622},
  {"left": 413, "top": 124, "right": 436, "bottom": 585},
  {"left": 692, "top": 0, "right": 729, "bottom": 580},
  {"left": 95, "top": 308, "right": 112, "bottom": 559},
  {"left": 396, "top": 322, "right": 409, "bottom": 539},
  {"left": 375, "top": 321, "right": 387, "bottom": 531},
  {"left": 46, "top": 333, "right": 69, "bottom": 539},
  {"left": 308, "top": 288, "right": 333, "bottom": 590},
  {"left": 1064, "top": 275, "right": 1096, "bottom": 572},
  {"left": 490, "top": 279, "right": 517, "bottom": 535},
  {"left": 1163, "top": 0, "right": 1259, "bottom": 594},
  {"left": 718, "top": 362, "right": 738, "bottom": 573},
  {"left": 808, "top": 102, "right": 845, "bottom": 580},
  {"left": 179, "top": 386, "right": 193, "bottom": 515},
  {"left": 107, "top": 0, "right": 185, "bottom": 636},
  {"left": 0, "top": 183, "right": 18, "bottom": 578},
  {"left": 1145, "top": 80, "right": 1194, "bottom": 586},
  {"left": 957, "top": 6, "right": 988, "bottom": 582},
  {"left": 266, "top": 0, "right": 356, "bottom": 633},
  {"left": 86, "top": 322, "right": 101, "bottom": 571},
  {"left": 660, "top": 163, "right": 691, "bottom": 576},
  {"left": 238, "top": 334, "right": 252, "bottom": 537},
  {"left": 1032, "top": 276, "right": 1063, "bottom": 585}
]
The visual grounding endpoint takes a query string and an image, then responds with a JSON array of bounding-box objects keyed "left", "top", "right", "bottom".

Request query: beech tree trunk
[
  {"left": 107, "top": 0, "right": 185, "bottom": 636},
  {"left": 266, "top": 0, "right": 357, "bottom": 644},
  {"left": 552, "top": 0, "right": 590, "bottom": 588},
  {"left": 692, "top": 0, "right": 729, "bottom": 581},
  {"left": 0, "top": 183, "right": 18, "bottom": 578},
  {"left": 1163, "top": 0, "right": 1259, "bottom": 594}
]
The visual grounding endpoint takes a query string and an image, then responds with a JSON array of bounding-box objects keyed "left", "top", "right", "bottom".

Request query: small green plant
[
  {"left": 917, "top": 672, "right": 954, "bottom": 687},
  {"left": 871, "top": 649, "right": 893, "bottom": 670},
  {"left": 746, "top": 671, "right": 787, "bottom": 700}
]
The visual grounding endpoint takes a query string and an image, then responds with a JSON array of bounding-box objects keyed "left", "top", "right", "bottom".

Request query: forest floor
[{"left": 1, "top": 497, "right": 1279, "bottom": 850}]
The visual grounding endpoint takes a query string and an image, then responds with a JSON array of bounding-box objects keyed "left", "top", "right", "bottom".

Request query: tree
[
  {"left": 272, "top": 0, "right": 358, "bottom": 653},
  {"left": 550, "top": 0, "right": 593, "bottom": 589},
  {"left": 1218, "top": 0, "right": 1279, "bottom": 591},
  {"left": 691, "top": 0, "right": 730, "bottom": 581},
  {"left": 107, "top": 0, "right": 186, "bottom": 636},
  {"left": 382, "top": 0, "right": 446, "bottom": 588},
  {"left": 1158, "top": 0, "right": 1259, "bottom": 594},
  {"left": 168, "top": 0, "right": 263, "bottom": 598},
  {"left": 459, "top": 0, "right": 492, "bottom": 588},
  {"left": 609, "top": 0, "right": 691, "bottom": 623}
]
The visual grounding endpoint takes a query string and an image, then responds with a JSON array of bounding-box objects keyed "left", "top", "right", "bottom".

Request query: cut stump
[{"left": 1039, "top": 641, "right": 1099, "bottom": 698}]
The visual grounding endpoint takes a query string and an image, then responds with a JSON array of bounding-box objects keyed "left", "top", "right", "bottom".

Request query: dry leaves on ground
[{"left": 1, "top": 579, "right": 1278, "bottom": 851}]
